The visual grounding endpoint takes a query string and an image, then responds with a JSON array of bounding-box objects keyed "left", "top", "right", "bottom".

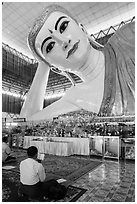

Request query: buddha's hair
[{"left": 28, "top": 4, "right": 78, "bottom": 65}]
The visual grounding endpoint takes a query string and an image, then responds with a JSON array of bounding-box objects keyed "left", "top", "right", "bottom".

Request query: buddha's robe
[{"left": 99, "top": 22, "right": 135, "bottom": 116}]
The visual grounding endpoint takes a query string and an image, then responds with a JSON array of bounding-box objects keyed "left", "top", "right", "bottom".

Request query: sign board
[{"left": 13, "top": 118, "right": 26, "bottom": 122}]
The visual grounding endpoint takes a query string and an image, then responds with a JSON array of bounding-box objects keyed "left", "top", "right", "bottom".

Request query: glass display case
[
  {"left": 89, "top": 136, "right": 104, "bottom": 157},
  {"left": 103, "top": 136, "right": 121, "bottom": 160},
  {"left": 122, "top": 138, "right": 135, "bottom": 160}
]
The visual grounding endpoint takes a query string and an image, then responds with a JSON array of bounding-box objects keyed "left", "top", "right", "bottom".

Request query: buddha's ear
[
  {"left": 79, "top": 23, "right": 88, "bottom": 35},
  {"left": 51, "top": 66, "right": 76, "bottom": 86},
  {"left": 51, "top": 66, "right": 63, "bottom": 75}
]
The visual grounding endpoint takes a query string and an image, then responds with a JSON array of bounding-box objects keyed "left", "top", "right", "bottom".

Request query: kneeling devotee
[
  {"left": 19, "top": 146, "right": 67, "bottom": 200},
  {"left": 2, "top": 136, "right": 16, "bottom": 164}
]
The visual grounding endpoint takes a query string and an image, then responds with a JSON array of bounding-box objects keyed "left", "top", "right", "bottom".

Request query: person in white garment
[
  {"left": 2, "top": 136, "right": 16, "bottom": 163},
  {"left": 20, "top": 4, "right": 135, "bottom": 121},
  {"left": 19, "top": 146, "right": 66, "bottom": 200},
  {"left": 19, "top": 146, "right": 46, "bottom": 198}
]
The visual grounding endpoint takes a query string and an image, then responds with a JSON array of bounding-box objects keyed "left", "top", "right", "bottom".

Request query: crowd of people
[{"left": 10, "top": 110, "right": 135, "bottom": 139}]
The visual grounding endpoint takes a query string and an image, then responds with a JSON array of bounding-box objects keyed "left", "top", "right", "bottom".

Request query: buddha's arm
[
  {"left": 20, "top": 62, "right": 50, "bottom": 118},
  {"left": 26, "top": 95, "right": 80, "bottom": 121},
  {"left": 26, "top": 81, "right": 103, "bottom": 121}
]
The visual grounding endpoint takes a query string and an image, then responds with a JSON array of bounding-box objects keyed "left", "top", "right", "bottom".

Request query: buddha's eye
[
  {"left": 46, "top": 41, "right": 55, "bottom": 53},
  {"left": 59, "top": 21, "right": 69, "bottom": 34}
]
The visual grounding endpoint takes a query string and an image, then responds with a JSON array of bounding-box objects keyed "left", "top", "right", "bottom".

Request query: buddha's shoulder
[
  {"left": 109, "top": 21, "right": 135, "bottom": 44},
  {"left": 64, "top": 80, "right": 102, "bottom": 100}
]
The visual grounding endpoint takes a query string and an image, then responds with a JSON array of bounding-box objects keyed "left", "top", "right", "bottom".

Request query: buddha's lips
[{"left": 66, "top": 40, "right": 80, "bottom": 59}]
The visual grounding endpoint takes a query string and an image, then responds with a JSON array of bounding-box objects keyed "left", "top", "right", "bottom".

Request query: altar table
[
  {"left": 30, "top": 140, "right": 73, "bottom": 156},
  {"left": 23, "top": 136, "right": 90, "bottom": 155}
]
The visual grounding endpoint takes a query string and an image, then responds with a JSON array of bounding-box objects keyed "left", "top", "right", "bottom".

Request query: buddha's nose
[
  {"left": 62, "top": 39, "right": 71, "bottom": 50},
  {"left": 51, "top": 30, "right": 71, "bottom": 50}
]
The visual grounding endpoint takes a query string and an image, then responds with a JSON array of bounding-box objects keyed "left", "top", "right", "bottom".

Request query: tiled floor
[{"left": 73, "top": 159, "right": 135, "bottom": 202}]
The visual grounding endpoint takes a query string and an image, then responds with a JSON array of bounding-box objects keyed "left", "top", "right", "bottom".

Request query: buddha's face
[{"left": 35, "top": 11, "right": 90, "bottom": 71}]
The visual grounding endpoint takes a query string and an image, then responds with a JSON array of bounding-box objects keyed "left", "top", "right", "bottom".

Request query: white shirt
[
  {"left": 20, "top": 158, "right": 46, "bottom": 185},
  {"left": 2, "top": 142, "right": 11, "bottom": 162}
]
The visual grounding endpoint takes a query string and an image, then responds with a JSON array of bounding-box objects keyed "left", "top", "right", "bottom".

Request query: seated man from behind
[
  {"left": 2, "top": 136, "right": 16, "bottom": 164},
  {"left": 19, "top": 146, "right": 63, "bottom": 200}
]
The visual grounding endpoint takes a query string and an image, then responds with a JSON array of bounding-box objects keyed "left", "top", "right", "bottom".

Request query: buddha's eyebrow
[
  {"left": 55, "top": 16, "right": 67, "bottom": 30},
  {"left": 41, "top": 36, "right": 52, "bottom": 52}
]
